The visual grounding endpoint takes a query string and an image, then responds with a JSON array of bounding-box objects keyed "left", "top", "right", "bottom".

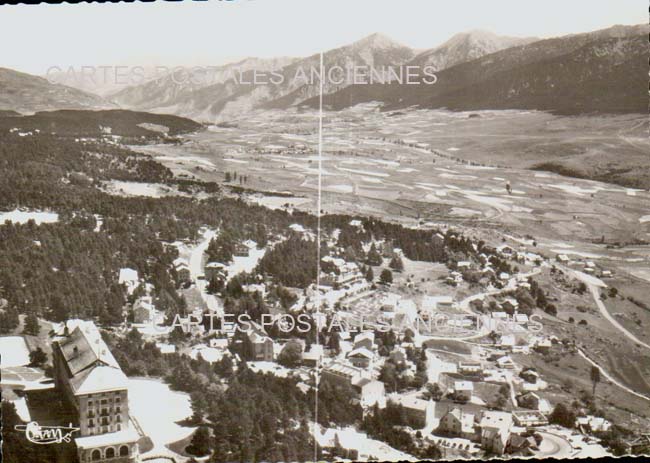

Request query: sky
[{"left": 1, "top": 0, "right": 646, "bottom": 74}]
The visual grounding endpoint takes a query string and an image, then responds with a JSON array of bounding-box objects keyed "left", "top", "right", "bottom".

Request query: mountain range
[
  {"left": 306, "top": 24, "right": 648, "bottom": 115},
  {"left": 0, "top": 24, "right": 646, "bottom": 119},
  {"left": 0, "top": 67, "right": 112, "bottom": 114}
]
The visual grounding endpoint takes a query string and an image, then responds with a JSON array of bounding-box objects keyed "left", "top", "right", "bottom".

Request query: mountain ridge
[
  {"left": 302, "top": 24, "right": 648, "bottom": 115},
  {"left": 0, "top": 67, "right": 112, "bottom": 114}
]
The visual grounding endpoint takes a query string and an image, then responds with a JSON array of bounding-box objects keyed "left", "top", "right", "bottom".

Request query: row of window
[
  {"left": 87, "top": 423, "right": 122, "bottom": 436},
  {"left": 88, "top": 406, "right": 121, "bottom": 417},
  {"left": 89, "top": 445, "right": 129, "bottom": 461},
  {"left": 87, "top": 397, "right": 121, "bottom": 407},
  {"left": 88, "top": 415, "right": 122, "bottom": 428}
]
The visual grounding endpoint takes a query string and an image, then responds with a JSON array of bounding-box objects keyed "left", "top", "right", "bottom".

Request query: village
[{"left": 48, "top": 215, "right": 632, "bottom": 461}]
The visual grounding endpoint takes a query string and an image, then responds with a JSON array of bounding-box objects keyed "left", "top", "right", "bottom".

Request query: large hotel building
[{"left": 52, "top": 321, "right": 140, "bottom": 462}]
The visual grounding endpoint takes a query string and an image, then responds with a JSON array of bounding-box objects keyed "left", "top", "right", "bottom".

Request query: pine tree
[
  {"left": 23, "top": 313, "right": 40, "bottom": 336},
  {"left": 187, "top": 426, "right": 212, "bottom": 456},
  {"left": 29, "top": 347, "right": 47, "bottom": 367},
  {"left": 380, "top": 269, "right": 393, "bottom": 285},
  {"left": 590, "top": 366, "right": 601, "bottom": 396},
  {"left": 389, "top": 255, "right": 404, "bottom": 272}
]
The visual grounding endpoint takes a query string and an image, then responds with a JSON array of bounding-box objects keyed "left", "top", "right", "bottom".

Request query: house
[
  {"left": 453, "top": 381, "right": 474, "bottom": 402},
  {"left": 508, "top": 434, "right": 539, "bottom": 455},
  {"left": 457, "top": 261, "right": 472, "bottom": 270},
  {"left": 352, "top": 377, "right": 385, "bottom": 408},
  {"left": 438, "top": 408, "right": 477, "bottom": 440},
  {"left": 388, "top": 394, "right": 435, "bottom": 429},
  {"left": 209, "top": 338, "right": 229, "bottom": 349},
  {"left": 624, "top": 434, "right": 650, "bottom": 455},
  {"left": 352, "top": 331, "right": 375, "bottom": 351},
  {"left": 302, "top": 344, "right": 324, "bottom": 367},
  {"left": 497, "top": 245, "right": 514, "bottom": 256},
  {"left": 576, "top": 415, "right": 611, "bottom": 433},
  {"left": 155, "top": 342, "right": 176, "bottom": 354},
  {"left": 427, "top": 353, "right": 458, "bottom": 383},
  {"left": 242, "top": 283, "right": 266, "bottom": 297},
  {"left": 516, "top": 392, "right": 541, "bottom": 410},
  {"left": 533, "top": 338, "right": 552, "bottom": 354},
  {"left": 233, "top": 242, "right": 249, "bottom": 257},
  {"left": 118, "top": 268, "right": 139, "bottom": 295},
  {"left": 512, "top": 410, "right": 548, "bottom": 427},
  {"left": 496, "top": 355, "right": 516, "bottom": 370},
  {"left": 514, "top": 313, "right": 529, "bottom": 325},
  {"left": 205, "top": 261, "right": 227, "bottom": 281},
  {"left": 320, "top": 256, "right": 365, "bottom": 289},
  {"left": 322, "top": 361, "right": 382, "bottom": 407},
  {"left": 133, "top": 296, "right": 154, "bottom": 324},
  {"left": 480, "top": 411, "right": 513, "bottom": 455},
  {"left": 501, "top": 298, "right": 519, "bottom": 313},
  {"left": 556, "top": 254, "right": 570, "bottom": 264},
  {"left": 173, "top": 257, "right": 191, "bottom": 282},
  {"left": 519, "top": 368, "right": 539, "bottom": 384},
  {"left": 190, "top": 344, "right": 229, "bottom": 364},
  {"left": 322, "top": 360, "right": 371, "bottom": 388},
  {"left": 346, "top": 347, "right": 374, "bottom": 369},
  {"left": 389, "top": 346, "right": 407, "bottom": 364},
  {"left": 499, "top": 272, "right": 510, "bottom": 281},
  {"left": 246, "top": 323, "right": 275, "bottom": 361},
  {"left": 447, "top": 271, "right": 464, "bottom": 285},
  {"left": 52, "top": 322, "right": 140, "bottom": 463},
  {"left": 499, "top": 334, "right": 516, "bottom": 349},
  {"left": 458, "top": 361, "right": 483, "bottom": 376}
]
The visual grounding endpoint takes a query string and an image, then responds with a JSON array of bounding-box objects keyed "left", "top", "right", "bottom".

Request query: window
[
  {"left": 88, "top": 420, "right": 94, "bottom": 427},
  {"left": 115, "top": 397, "right": 121, "bottom": 403},
  {"left": 91, "top": 449, "right": 101, "bottom": 461},
  {"left": 88, "top": 401, "right": 93, "bottom": 407},
  {"left": 119, "top": 445, "right": 129, "bottom": 457},
  {"left": 116, "top": 424, "right": 121, "bottom": 431},
  {"left": 116, "top": 407, "right": 121, "bottom": 413}
]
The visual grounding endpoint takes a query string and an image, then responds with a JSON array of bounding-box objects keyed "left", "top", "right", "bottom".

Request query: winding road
[
  {"left": 188, "top": 229, "right": 223, "bottom": 316},
  {"left": 569, "top": 268, "right": 650, "bottom": 351},
  {"left": 577, "top": 349, "right": 650, "bottom": 402},
  {"left": 564, "top": 269, "right": 650, "bottom": 401}
]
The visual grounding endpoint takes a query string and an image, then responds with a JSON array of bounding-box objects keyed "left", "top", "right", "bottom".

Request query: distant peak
[{"left": 353, "top": 33, "right": 406, "bottom": 50}]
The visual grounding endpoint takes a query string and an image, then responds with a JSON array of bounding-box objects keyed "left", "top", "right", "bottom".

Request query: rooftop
[
  {"left": 75, "top": 423, "right": 139, "bottom": 449},
  {"left": 55, "top": 322, "right": 127, "bottom": 395}
]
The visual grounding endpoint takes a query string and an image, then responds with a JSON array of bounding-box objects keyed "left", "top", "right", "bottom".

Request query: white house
[{"left": 454, "top": 381, "right": 474, "bottom": 402}]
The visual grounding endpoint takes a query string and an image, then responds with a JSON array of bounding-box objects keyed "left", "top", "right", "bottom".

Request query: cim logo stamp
[{"left": 15, "top": 422, "right": 80, "bottom": 445}]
